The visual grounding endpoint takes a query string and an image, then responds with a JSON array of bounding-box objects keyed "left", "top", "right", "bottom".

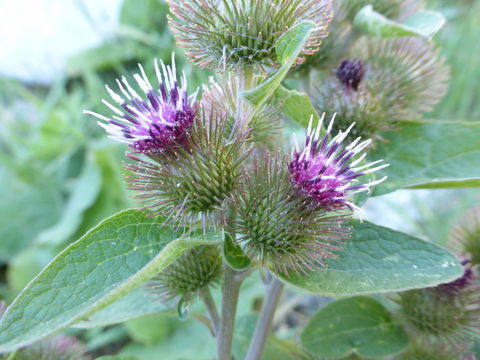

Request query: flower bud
[
  {"left": 396, "top": 339, "right": 461, "bottom": 360},
  {"left": 351, "top": 37, "right": 449, "bottom": 120},
  {"left": 235, "top": 154, "right": 348, "bottom": 274},
  {"left": 167, "top": 0, "right": 333, "bottom": 71},
  {"left": 201, "top": 75, "right": 280, "bottom": 148},
  {"left": 310, "top": 37, "right": 449, "bottom": 142},
  {"left": 148, "top": 245, "right": 222, "bottom": 305},
  {"left": 396, "top": 264, "right": 480, "bottom": 348},
  {"left": 126, "top": 109, "right": 249, "bottom": 227},
  {"left": 294, "top": 0, "right": 352, "bottom": 74},
  {"left": 450, "top": 208, "right": 480, "bottom": 266}
]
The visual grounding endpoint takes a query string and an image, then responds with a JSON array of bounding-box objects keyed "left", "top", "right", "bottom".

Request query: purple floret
[
  {"left": 289, "top": 114, "right": 388, "bottom": 212},
  {"left": 85, "top": 53, "right": 197, "bottom": 154},
  {"left": 336, "top": 58, "right": 366, "bottom": 91}
]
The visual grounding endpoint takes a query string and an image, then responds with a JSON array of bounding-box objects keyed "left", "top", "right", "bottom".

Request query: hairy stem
[
  {"left": 217, "top": 265, "right": 242, "bottom": 360},
  {"left": 245, "top": 277, "right": 285, "bottom": 360},
  {"left": 217, "top": 206, "right": 242, "bottom": 360},
  {"left": 201, "top": 288, "right": 220, "bottom": 336}
]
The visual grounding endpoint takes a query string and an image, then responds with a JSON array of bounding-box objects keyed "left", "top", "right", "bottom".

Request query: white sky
[{"left": 0, "top": 0, "right": 122, "bottom": 84}]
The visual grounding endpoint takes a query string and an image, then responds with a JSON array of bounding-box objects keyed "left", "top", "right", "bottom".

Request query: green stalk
[
  {"left": 244, "top": 277, "right": 284, "bottom": 360},
  {"left": 217, "top": 206, "right": 242, "bottom": 360},
  {"left": 201, "top": 287, "right": 220, "bottom": 336}
]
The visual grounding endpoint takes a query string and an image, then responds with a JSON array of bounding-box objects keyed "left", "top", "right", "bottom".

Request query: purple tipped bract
[
  {"left": 289, "top": 114, "right": 388, "bottom": 212},
  {"left": 84, "top": 53, "right": 197, "bottom": 154}
]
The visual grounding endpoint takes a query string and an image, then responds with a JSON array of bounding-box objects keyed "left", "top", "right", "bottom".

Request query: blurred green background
[{"left": 0, "top": 0, "right": 479, "bottom": 358}]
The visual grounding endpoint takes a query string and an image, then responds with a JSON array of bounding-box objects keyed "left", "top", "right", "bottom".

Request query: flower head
[
  {"left": 126, "top": 110, "right": 249, "bottom": 228},
  {"left": 167, "top": 0, "right": 333, "bottom": 71},
  {"left": 84, "top": 53, "right": 197, "bottom": 154},
  {"left": 336, "top": 58, "right": 366, "bottom": 91},
  {"left": 450, "top": 207, "right": 480, "bottom": 266},
  {"left": 289, "top": 114, "right": 388, "bottom": 213},
  {"left": 148, "top": 245, "right": 222, "bottom": 305},
  {"left": 396, "top": 261, "right": 480, "bottom": 349},
  {"left": 352, "top": 37, "right": 449, "bottom": 119},
  {"left": 235, "top": 155, "right": 348, "bottom": 274}
]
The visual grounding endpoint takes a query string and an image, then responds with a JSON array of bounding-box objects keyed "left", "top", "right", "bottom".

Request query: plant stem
[
  {"left": 217, "top": 265, "right": 242, "bottom": 360},
  {"left": 245, "top": 277, "right": 285, "bottom": 360},
  {"left": 201, "top": 287, "right": 220, "bottom": 336},
  {"left": 217, "top": 205, "right": 242, "bottom": 360}
]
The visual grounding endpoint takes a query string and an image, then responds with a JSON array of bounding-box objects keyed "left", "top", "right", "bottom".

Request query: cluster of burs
[{"left": 85, "top": 1, "right": 477, "bottom": 359}]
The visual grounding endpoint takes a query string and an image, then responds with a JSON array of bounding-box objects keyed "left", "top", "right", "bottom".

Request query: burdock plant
[{"left": 0, "top": 1, "right": 477, "bottom": 360}]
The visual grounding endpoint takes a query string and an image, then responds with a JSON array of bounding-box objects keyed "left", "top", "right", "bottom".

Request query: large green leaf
[
  {"left": 75, "top": 287, "right": 169, "bottom": 328},
  {"left": 370, "top": 120, "right": 480, "bottom": 196},
  {"left": 243, "top": 21, "right": 315, "bottom": 107},
  {"left": 0, "top": 209, "right": 219, "bottom": 353},
  {"left": 301, "top": 296, "right": 409, "bottom": 359},
  {"left": 353, "top": 5, "right": 445, "bottom": 39},
  {"left": 277, "top": 220, "right": 462, "bottom": 296},
  {"left": 275, "top": 86, "right": 320, "bottom": 128}
]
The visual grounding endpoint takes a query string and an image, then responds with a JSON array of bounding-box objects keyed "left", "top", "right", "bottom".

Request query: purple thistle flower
[
  {"left": 84, "top": 53, "right": 197, "bottom": 154},
  {"left": 336, "top": 58, "right": 366, "bottom": 91},
  {"left": 289, "top": 114, "right": 388, "bottom": 213}
]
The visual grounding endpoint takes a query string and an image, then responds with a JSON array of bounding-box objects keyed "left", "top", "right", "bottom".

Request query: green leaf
[
  {"left": 275, "top": 86, "right": 320, "bottom": 128},
  {"left": 370, "top": 120, "right": 480, "bottom": 196},
  {"left": 353, "top": 5, "right": 445, "bottom": 39},
  {"left": 125, "top": 312, "right": 176, "bottom": 345},
  {"left": 243, "top": 21, "right": 315, "bottom": 107},
  {"left": 223, "top": 234, "right": 251, "bottom": 270},
  {"left": 74, "top": 287, "right": 169, "bottom": 328},
  {"left": 277, "top": 220, "right": 462, "bottom": 296},
  {"left": 234, "top": 314, "right": 312, "bottom": 360},
  {"left": 0, "top": 209, "right": 220, "bottom": 353},
  {"left": 35, "top": 151, "right": 102, "bottom": 247},
  {"left": 301, "top": 296, "right": 409, "bottom": 359}
]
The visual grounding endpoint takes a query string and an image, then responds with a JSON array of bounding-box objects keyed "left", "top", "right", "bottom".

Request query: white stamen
[
  {"left": 106, "top": 85, "right": 125, "bottom": 105},
  {"left": 102, "top": 99, "right": 124, "bottom": 116},
  {"left": 326, "top": 113, "right": 336, "bottom": 133},
  {"left": 83, "top": 110, "right": 111, "bottom": 122},
  {"left": 134, "top": 74, "right": 151, "bottom": 94},
  {"left": 346, "top": 136, "right": 362, "bottom": 150},
  {"left": 362, "top": 163, "right": 390, "bottom": 174},
  {"left": 154, "top": 58, "right": 163, "bottom": 85},
  {"left": 349, "top": 152, "right": 367, "bottom": 167},
  {"left": 351, "top": 139, "right": 371, "bottom": 154},
  {"left": 121, "top": 76, "right": 141, "bottom": 100},
  {"left": 116, "top": 79, "right": 132, "bottom": 101},
  {"left": 138, "top": 63, "right": 153, "bottom": 90},
  {"left": 353, "top": 159, "right": 384, "bottom": 171}
]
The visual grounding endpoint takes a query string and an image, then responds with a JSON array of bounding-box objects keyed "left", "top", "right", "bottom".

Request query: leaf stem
[
  {"left": 200, "top": 287, "right": 220, "bottom": 336},
  {"left": 245, "top": 277, "right": 284, "bottom": 360}
]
